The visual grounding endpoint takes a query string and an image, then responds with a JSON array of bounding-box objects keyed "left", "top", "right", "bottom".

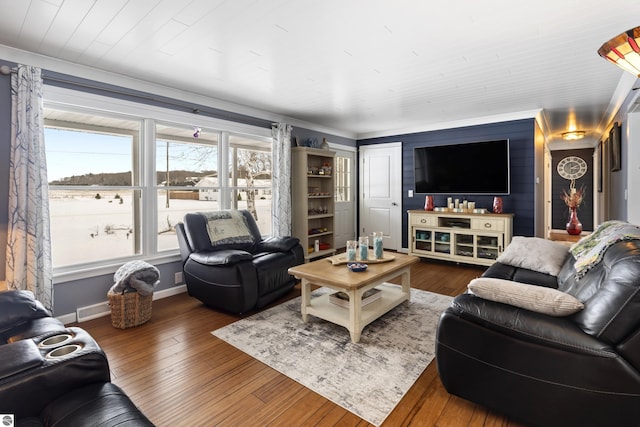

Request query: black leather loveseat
[
  {"left": 176, "top": 210, "right": 304, "bottom": 314},
  {"left": 0, "top": 290, "right": 153, "bottom": 426},
  {"left": 436, "top": 220, "right": 640, "bottom": 427}
]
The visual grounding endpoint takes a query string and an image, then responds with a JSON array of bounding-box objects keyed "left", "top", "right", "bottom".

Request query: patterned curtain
[
  {"left": 6, "top": 65, "right": 53, "bottom": 310},
  {"left": 271, "top": 123, "right": 292, "bottom": 237}
]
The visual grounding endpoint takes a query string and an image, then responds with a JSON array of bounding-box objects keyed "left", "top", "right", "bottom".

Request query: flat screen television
[{"left": 414, "top": 139, "right": 510, "bottom": 194}]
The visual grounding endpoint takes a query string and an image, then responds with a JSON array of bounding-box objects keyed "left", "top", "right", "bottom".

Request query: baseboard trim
[{"left": 58, "top": 284, "right": 188, "bottom": 325}]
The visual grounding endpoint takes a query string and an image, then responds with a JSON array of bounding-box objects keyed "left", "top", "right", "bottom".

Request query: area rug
[{"left": 211, "top": 285, "right": 453, "bottom": 426}]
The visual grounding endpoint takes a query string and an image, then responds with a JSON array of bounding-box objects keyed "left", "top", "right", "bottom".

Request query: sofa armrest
[
  {"left": 189, "top": 249, "right": 253, "bottom": 266},
  {"left": 257, "top": 236, "right": 300, "bottom": 253},
  {"left": 0, "top": 339, "right": 43, "bottom": 380},
  {"left": 450, "top": 293, "right": 616, "bottom": 357}
]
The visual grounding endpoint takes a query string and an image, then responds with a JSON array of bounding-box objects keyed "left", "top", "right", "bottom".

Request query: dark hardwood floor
[{"left": 77, "top": 258, "right": 524, "bottom": 426}]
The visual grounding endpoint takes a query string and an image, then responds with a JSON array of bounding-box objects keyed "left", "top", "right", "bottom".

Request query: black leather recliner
[
  {"left": 436, "top": 239, "right": 640, "bottom": 427},
  {"left": 176, "top": 210, "right": 304, "bottom": 314}
]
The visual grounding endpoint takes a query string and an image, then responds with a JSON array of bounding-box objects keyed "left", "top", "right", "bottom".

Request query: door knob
[{"left": 392, "top": 202, "right": 398, "bottom": 206}]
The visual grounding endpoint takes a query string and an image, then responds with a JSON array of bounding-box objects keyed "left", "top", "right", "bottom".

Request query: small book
[{"left": 329, "top": 288, "right": 381, "bottom": 308}]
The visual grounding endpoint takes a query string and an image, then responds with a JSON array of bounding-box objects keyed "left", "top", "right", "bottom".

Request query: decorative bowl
[{"left": 347, "top": 262, "right": 368, "bottom": 272}]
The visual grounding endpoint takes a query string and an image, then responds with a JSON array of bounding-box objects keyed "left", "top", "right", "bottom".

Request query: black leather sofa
[
  {"left": 0, "top": 290, "right": 153, "bottom": 426},
  {"left": 436, "top": 225, "right": 640, "bottom": 427},
  {"left": 176, "top": 210, "right": 304, "bottom": 314}
]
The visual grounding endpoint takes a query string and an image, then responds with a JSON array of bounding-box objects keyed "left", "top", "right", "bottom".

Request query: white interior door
[
  {"left": 332, "top": 145, "right": 356, "bottom": 248},
  {"left": 359, "top": 142, "right": 402, "bottom": 250}
]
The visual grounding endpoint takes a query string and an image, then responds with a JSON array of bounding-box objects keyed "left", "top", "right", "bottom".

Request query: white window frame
[{"left": 44, "top": 86, "right": 271, "bottom": 283}]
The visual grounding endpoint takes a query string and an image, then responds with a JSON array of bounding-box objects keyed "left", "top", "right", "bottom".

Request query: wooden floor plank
[{"left": 76, "top": 258, "right": 524, "bottom": 426}]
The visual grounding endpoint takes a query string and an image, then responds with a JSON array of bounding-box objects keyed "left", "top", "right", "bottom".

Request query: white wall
[{"left": 627, "top": 113, "right": 640, "bottom": 224}]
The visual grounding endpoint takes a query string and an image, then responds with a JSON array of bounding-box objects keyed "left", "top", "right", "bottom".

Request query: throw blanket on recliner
[
  {"left": 201, "top": 210, "right": 254, "bottom": 247},
  {"left": 570, "top": 220, "right": 640, "bottom": 278},
  {"left": 110, "top": 260, "right": 160, "bottom": 296}
]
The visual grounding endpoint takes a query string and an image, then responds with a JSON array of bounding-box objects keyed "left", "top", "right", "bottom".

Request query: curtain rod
[
  {"left": 43, "top": 73, "right": 204, "bottom": 114},
  {"left": 43, "top": 72, "right": 272, "bottom": 128},
  {"left": 1, "top": 64, "right": 15, "bottom": 75}
]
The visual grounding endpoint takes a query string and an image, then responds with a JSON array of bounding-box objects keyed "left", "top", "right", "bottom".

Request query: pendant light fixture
[{"left": 598, "top": 26, "right": 640, "bottom": 76}]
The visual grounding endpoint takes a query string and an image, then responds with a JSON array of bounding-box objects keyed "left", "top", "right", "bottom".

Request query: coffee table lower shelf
[
  {"left": 305, "top": 283, "right": 409, "bottom": 342},
  {"left": 289, "top": 251, "right": 418, "bottom": 343}
]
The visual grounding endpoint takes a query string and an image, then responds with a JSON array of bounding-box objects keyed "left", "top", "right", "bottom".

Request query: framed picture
[
  {"left": 610, "top": 123, "right": 621, "bottom": 172},
  {"left": 598, "top": 140, "right": 604, "bottom": 192}
]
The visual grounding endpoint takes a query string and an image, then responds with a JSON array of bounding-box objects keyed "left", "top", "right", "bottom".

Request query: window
[
  {"left": 43, "top": 87, "right": 273, "bottom": 275},
  {"left": 335, "top": 155, "right": 352, "bottom": 202},
  {"left": 228, "top": 135, "right": 272, "bottom": 235},
  {"left": 156, "top": 123, "right": 220, "bottom": 252},
  {"left": 45, "top": 111, "right": 142, "bottom": 267}
]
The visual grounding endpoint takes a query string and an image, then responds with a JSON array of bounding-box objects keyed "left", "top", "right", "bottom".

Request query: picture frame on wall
[
  {"left": 598, "top": 140, "right": 603, "bottom": 192},
  {"left": 610, "top": 123, "right": 621, "bottom": 172}
]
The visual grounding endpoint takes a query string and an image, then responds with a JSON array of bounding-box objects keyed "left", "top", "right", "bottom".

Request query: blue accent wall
[
  {"left": 358, "top": 118, "right": 536, "bottom": 248},
  {"left": 551, "top": 148, "right": 594, "bottom": 231}
]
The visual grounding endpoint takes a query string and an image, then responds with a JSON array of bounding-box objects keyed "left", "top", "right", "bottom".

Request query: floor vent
[{"left": 76, "top": 301, "right": 111, "bottom": 322}]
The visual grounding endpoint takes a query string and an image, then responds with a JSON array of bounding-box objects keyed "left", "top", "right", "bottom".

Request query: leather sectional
[
  {"left": 436, "top": 223, "right": 640, "bottom": 427},
  {"left": 0, "top": 290, "right": 153, "bottom": 426}
]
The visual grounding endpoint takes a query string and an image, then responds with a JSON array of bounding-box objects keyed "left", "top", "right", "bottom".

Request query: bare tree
[{"left": 237, "top": 148, "right": 271, "bottom": 220}]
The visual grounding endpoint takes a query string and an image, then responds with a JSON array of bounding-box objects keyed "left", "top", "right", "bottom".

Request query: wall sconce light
[
  {"left": 562, "top": 131, "right": 586, "bottom": 141},
  {"left": 598, "top": 26, "right": 640, "bottom": 76}
]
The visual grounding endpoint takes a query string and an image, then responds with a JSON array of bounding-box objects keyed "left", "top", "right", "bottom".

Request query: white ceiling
[{"left": 1, "top": 0, "right": 639, "bottom": 143}]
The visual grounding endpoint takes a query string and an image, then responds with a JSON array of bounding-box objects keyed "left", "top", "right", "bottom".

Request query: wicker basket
[{"left": 108, "top": 291, "right": 152, "bottom": 329}]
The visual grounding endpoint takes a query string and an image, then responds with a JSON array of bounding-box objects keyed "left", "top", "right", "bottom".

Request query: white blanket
[{"left": 110, "top": 260, "right": 160, "bottom": 296}]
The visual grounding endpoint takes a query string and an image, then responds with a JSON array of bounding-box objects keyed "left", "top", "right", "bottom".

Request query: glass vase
[
  {"left": 373, "top": 232, "right": 384, "bottom": 259},
  {"left": 358, "top": 236, "right": 369, "bottom": 261},
  {"left": 566, "top": 206, "right": 583, "bottom": 235},
  {"left": 424, "top": 195, "right": 434, "bottom": 211},
  {"left": 492, "top": 197, "right": 503, "bottom": 214},
  {"left": 346, "top": 240, "right": 357, "bottom": 261}
]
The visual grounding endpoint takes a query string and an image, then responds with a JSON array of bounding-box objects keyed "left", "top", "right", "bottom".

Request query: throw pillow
[
  {"left": 468, "top": 277, "right": 584, "bottom": 316},
  {"left": 0, "top": 290, "right": 51, "bottom": 332},
  {"left": 496, "top": 236, "right": 569, "bottom": 276},
  {"left": 200, "top": 210, "right": 254, "bottom": 248}
]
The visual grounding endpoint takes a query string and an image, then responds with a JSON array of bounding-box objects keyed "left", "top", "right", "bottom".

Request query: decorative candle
[
  {"left": 373, "top": 232, "right": 384, "bottom": 259},
  {"left": 358, "top": 236, "right": 369, "bottom": 261}
]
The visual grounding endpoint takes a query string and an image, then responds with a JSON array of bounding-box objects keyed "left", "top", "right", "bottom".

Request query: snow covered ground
[{"left": 50, "top": 190, "right": 272, "bottom": 267}]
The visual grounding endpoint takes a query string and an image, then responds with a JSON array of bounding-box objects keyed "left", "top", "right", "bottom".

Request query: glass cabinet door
[
  {"left": 477, "top": 234, "right": 500, "bottom": 260},
  {"left": 434, "top": 231, "right": 451, "bottom": 254},
  {"left": 414, "top": 229, "right": 432, "bottom": 252},
  {"left": 455, "top": 233, "right": 474, "bottom": 258}
]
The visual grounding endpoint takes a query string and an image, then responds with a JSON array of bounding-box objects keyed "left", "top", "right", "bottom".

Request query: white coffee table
[{"left": 288, "top": 252, "right": 418, "bottom": 343}]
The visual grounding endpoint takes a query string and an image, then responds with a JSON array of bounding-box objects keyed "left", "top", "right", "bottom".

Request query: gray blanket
[{"left": 110, "top": 260, "right": 160, "bottom": 296}]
